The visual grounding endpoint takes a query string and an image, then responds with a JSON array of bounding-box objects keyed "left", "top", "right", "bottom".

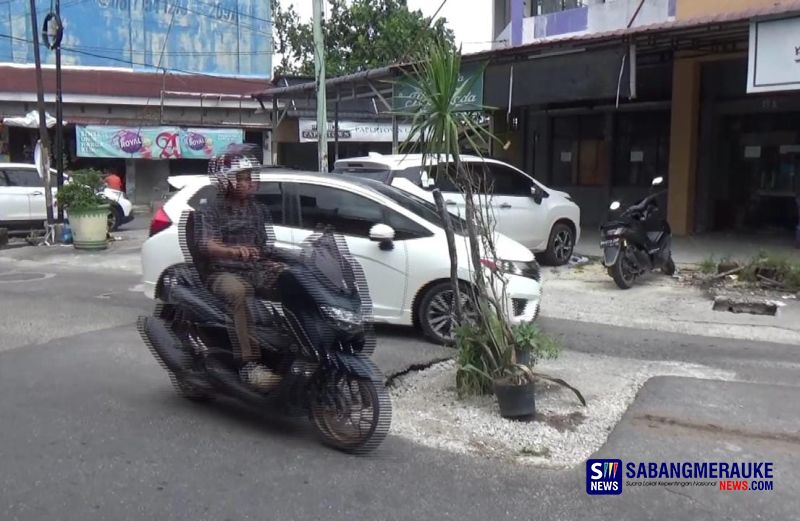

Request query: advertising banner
[
  {"left": 76, "top": 126, "right": 244, "bottom": 159},
  {"left": 298, "top": 119, "right": 411, "bottom": 143},
  {"left": 181, "top": 128, "right": 246, "bottom": 159}
]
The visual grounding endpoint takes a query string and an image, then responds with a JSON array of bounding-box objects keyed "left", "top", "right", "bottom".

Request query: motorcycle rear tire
[
  {"left": 609, "top": 257, "right": 636, "bottom": 290},
  {"left": 662, "top": 256, "right": 676, "bottom": 276},
  {"left": 311, "top": 372, "right": 391, "bottom": 455},
  {"left": 157, "top": 303, "right": 215, "bottom": 403}
]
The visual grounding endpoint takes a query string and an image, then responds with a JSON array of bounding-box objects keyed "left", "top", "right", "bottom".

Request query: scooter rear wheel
[
  {"left": 311, "top": 372, "right": 391, "bottom": 454},
  {"left": 609, "top": 256, "right": 636, "bottom": 290}
]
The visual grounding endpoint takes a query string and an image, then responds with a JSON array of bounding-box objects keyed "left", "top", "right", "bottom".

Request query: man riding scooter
[{"left": 194, "top": 145, "right": 286, "bottom": 390}]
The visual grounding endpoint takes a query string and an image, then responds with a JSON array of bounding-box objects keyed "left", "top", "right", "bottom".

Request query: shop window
[
  {"left": 551, "top": 114, "right": 609, "bottom": 187},
  {"left": 534, "top": 0, "right": 592, "bottom": 16},
  {"left": 613, "top": 111, "right": 670, "bottom": 187}
]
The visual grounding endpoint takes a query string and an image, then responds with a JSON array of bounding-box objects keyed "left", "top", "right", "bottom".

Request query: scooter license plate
[{"left": 600, "top": 238, "right": 620, "bottom": 247}]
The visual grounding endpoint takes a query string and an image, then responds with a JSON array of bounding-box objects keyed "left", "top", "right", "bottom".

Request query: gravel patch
[{"left": 388, "top": 350, "right": 735, "bottom": 469}]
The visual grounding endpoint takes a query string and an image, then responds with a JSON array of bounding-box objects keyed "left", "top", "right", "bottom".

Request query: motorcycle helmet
[{"left": 207, "top": 143, "right": 262, "bottom": 193}]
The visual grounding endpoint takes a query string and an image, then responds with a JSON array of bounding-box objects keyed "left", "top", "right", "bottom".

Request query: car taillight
[{"left": 149, "top": 207, "right": 172, "bottom": 237}]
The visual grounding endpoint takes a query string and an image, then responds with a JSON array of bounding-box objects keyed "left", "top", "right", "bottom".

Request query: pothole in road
[
  {"left": 712, "top": 297, "right": 779, "bottom": 316},
  {"left": 0, "top": 272, "right": 55, "bottom": 283}
]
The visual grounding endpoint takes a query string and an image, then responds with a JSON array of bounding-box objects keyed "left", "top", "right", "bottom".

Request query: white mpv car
[
  {"left": 141, "top": 170, "right": 543, "bottom": 344},
  {"left": 0, "top": 163, "right": 134, "bottom": 232},
  {"left": 333, "top": 154, "right": 581, "bottom": 266}
]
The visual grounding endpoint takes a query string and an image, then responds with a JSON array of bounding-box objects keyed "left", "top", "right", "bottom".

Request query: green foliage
[
  {"left": 271, "top": 0, "right": 455, "bottom": 77},
  {"left": 512, "top": 322, "right": 562, "bottom": 361},
  {"left": 698, "top": 255, "right": 717, "bottom": 274},
  {"left": 56, "top": 169, "right": 106, "bottom": 213},
  {"left": 739, "top": 253, "right": 800, "bottom": 291}
]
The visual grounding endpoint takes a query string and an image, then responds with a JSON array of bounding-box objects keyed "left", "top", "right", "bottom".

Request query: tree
[
  {"left": 271, "top": 0, "right": 455, "bottom": 77},
  {"left": 395, "top": 41, "right": 585, "bottom": 407}
]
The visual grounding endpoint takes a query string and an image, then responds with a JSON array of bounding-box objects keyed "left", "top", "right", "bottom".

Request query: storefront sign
[
  {"left": 181, "top": 128, "right": 245, "bottom": 159},
  {"left": 392, "top": 62, "right": 485, "bottom": 112},
  {"left": 747, "top": 16, "right": 800, "bottom": 93},
  {"left": 298, "top": 119, "right": 411, "bottom": 143},
  {"left": 76, "top": 126, "right": 244, "bottom": 159}
]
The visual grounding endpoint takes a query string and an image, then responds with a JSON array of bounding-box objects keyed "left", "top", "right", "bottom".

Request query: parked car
[
  {"left": 141, "top": 170, "right": 542, "bottom": 344},
  {"left": 0, "top": 163, "right": 134, "bottom": 233},
  {"left": 333, "top": 153, "right": 581, "bottom": 266}
]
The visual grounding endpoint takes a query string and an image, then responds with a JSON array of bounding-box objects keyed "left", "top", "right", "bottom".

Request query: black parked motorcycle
[
  {"left": 600, "top": 176, "right": 675, "bottom": 289},
  {"left": 138, "top": 211, "right": 391, "bottom": 454}
]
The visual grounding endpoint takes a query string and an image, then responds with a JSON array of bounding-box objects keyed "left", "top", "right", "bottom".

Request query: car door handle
[
  {"left": 499, "top": 203, "right": 512, "bottom": 209},
  {"left": 30, "top": 191, "right": 43, "bottom": 196},
  {"left": 445, "top": 200, "right": 457, "bottom": 206}
]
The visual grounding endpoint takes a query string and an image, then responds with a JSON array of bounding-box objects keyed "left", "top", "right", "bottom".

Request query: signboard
[
  {"left": 747, "top": 16, "right": 800, "bottom": 93},
  {"left": 392, "top": 62, "right": 485, "bottom": 112},
  {"left": 76, "top": 125, "right": 243, "bottom": 159},
  {"left": 0, "top": 0, "right": 271, "bottom": 77},
  {"left": 298, "top": 119, "right": 412, "bottom": 144}
]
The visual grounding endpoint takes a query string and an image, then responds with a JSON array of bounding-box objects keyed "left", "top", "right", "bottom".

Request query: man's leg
[
  {"left": 209, "top": 272, "right": 257, "bottom": 362},
  {"left": 209, "top": 272, "right": 281, "bottom": 390}
]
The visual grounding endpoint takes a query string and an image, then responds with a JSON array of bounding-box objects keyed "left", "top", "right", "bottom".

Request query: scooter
[
  {"left": 138, "top": 211, "right": 391, "bottom": 454},
  {"left": 600, "top": 176, "right": 675, "bottom": 289}
]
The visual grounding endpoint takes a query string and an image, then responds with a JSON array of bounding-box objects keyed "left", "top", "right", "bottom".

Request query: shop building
[
  {"left": 0, "top": 0, "right": 272, "bottom": 206},
  {"left": 482, "top": 0, "right": 800, "bottom": 238}
]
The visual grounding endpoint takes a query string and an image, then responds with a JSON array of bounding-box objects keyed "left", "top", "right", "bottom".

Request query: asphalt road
[{"left": 0, "top": 246, "right": 798, "bottom": 520}]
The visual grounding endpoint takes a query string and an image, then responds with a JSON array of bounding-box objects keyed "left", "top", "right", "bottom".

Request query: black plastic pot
[
  {"left": 494, "top": 380, "right": 535, "bottom": 420},
  {"left": 514, "top": 349, "right": 531, "bottom": 366}
]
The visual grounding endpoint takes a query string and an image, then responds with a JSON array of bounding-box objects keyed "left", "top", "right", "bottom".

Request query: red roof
[{"left": 0, "top": 66, "right": 271, "bottom": 98}]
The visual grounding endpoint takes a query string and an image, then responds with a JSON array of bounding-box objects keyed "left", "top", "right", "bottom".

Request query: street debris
[{"left": 388, "top": 352, "right": 734, "bottom": 469}]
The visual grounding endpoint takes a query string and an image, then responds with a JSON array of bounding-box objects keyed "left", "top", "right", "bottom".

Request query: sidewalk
[
  {"left": 539, "top": 261, "right": 800, "bottom": 345},
  {"left": 575, "top": 228, "right": 800, "bottom": 265}
]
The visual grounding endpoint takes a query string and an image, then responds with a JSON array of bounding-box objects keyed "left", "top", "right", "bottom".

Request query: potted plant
[
  {"left": 56, "top": 168, "right": 109, "bottom": 250},
  {"left": 397, "top": 41, "right": 585, "bottom": 420}
]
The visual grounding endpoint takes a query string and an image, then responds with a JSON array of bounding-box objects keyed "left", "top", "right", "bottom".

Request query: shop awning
[{"left": 2, "top": 110, "right": 57, "bottom": 129}]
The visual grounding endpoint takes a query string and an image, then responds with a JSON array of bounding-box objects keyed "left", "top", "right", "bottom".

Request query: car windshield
[{"left": 364, "top": 181, "right": 469, "bottom": 234}]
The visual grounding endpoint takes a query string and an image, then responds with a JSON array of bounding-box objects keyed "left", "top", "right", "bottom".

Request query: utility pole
[
  {"left": 312, "top": 0, "right": 328, "bottom": 173},
  {"left": 54, "top": 0, "right": 65, "bottom": 223},
  {"left": 29, "top": 0, "right": 55, "bottom": 230}
]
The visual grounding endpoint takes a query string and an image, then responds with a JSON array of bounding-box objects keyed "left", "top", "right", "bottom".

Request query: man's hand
[{"left": 229, "top": 246, "right": 261, "bottom": 261}]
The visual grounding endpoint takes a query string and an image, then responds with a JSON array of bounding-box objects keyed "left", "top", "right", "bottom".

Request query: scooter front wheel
[
  {"left": 311, "top": 372, "right": 392, "bottom": 455},
  {"left": 609, "top": 254, "right": 636, "bottom": 290}
]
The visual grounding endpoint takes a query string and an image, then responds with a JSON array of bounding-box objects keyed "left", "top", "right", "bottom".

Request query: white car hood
[{"left": 489, "top": 232, "right": 535, "bottom": 262}]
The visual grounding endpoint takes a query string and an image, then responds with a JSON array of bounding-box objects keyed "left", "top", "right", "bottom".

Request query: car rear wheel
[{"left": 538, "top": 222, "right": 574, "bottom": 266}]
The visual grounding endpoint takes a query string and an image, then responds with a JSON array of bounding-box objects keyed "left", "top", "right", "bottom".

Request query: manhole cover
[{"left": 0, "top": 272, "right": 51, "bottom": 282}]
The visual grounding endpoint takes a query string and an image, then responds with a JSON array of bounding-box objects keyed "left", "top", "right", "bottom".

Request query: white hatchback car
[
  {"left": 333, "top": 154, "right": 581, "bottom": 266},
  {"left": 0, "top": 163, "right": 134, "bottom": 232},
  {"left": 141, "top": 169, "right": 543, "bottom": 344}
]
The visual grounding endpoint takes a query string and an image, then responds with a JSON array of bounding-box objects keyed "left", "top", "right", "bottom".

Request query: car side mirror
[
  {"left": 370, "top": 223, "right": 395, "bottom": 241},
  {"left": 530, "top": 186, "right": 543, "bottom": 205}
]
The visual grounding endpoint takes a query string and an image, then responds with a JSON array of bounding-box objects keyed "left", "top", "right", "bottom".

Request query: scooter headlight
[{"left": 319, "top": 305, "right": 362, "bottom": 328}]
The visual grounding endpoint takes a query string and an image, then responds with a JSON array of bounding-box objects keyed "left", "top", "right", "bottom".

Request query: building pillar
[
  {"left": 667, "top": 57, "right": 701, "bottom": 236},
  {"left": 125, "top": 159, "right": 136, "bottom": 201}
]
